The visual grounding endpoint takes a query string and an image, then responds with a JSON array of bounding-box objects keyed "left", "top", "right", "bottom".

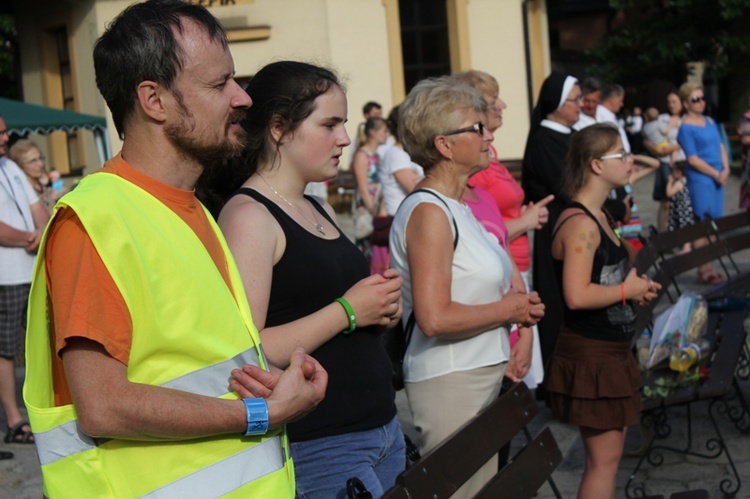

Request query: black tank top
[
  {"left": 234, "top": 188, "right": 396, "bottom": 441},
  {"left": 552, "top": 201, "right": 636, "bottom": 341}
]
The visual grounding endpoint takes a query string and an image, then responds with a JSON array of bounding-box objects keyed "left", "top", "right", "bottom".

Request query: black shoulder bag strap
[{"left": 401, "top": 188, "right": 460, "bottom": 351}]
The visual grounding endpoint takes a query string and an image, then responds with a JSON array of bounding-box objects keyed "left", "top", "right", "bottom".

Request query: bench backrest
[{"left": 383, "top": 382, "right": 562, "bottom": 499}]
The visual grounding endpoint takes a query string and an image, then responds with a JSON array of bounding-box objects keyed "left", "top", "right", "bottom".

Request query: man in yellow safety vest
[{"left": 23, "top": 1, "right": 327, "bottom": 497}]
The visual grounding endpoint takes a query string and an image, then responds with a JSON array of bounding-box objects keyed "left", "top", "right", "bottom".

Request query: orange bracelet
[{"left": 621, "top": 282, "right": 626, "bottom": 305}]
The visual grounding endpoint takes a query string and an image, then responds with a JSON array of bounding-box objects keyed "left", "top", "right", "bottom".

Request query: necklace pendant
[{"left": 315, "top": 224, "right": 326, "bottom": 235}]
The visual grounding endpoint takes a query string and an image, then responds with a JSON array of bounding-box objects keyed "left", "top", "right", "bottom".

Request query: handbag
[
  {"left": 353, "top": 206, "right": 374, "bottom": 239},
  {"left": 369, "top": 215, "right": 394, "bottom": 246},
  {"left": 353, "top": 185, "right": 382, "bottom": 240},
  {"left": 380, "top": 189, "right": 459, "bottom": 391}
]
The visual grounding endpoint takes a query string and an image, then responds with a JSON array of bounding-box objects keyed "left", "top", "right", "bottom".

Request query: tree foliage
[
  {"left": 0, "top": 13, "right": 17, "bottom": 99},
  {"left": 585, "top": 0, "right": 750, "bottom": 86}
]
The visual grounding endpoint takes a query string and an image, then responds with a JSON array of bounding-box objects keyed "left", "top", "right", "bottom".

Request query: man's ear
[
  {"left": 136, "top": 81, "right": 167, "bottom": 123},
  {"left": 433, "top": 134, "right": 453, "bottom": 160}
]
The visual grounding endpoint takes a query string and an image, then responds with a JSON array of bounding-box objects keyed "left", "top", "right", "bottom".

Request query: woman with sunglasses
[
  {"left": 547, "top": 124, "right": 659, "bottom": 499},
  {"left": 676, "top": 83, "right": 729, "bottom": 284},
  {"left": 389, "top": 77, "right": 544, "bottom": 498}
]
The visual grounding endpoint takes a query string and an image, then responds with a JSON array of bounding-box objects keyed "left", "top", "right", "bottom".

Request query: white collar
[{"left": 540, "top": 119, "right": 572, "bottom": 134}]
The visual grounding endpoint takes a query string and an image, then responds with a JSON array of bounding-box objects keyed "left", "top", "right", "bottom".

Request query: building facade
[{"left": 13, "top": 0, "right": 550, "bottom": 174}]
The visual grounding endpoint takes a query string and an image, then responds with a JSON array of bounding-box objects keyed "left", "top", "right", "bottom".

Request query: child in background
[{"left": 666, "top": 161, "right": 694, "bottom": 254}]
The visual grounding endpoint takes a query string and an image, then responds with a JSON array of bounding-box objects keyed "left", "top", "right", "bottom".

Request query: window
[{"left": 399, "top": 0, "right": 451, "bottom": 93}]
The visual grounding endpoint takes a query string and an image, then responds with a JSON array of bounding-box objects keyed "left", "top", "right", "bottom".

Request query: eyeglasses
[
  {"left": 690, "top": 96, "right": 705, "bottom": 103},
  {"left": 444, "top": 122, "right": 485, "bottom": 137},
  {"left": 25, "top": 155, "right": 45, "bottom": 164},
  {"left": 598, "top": 151, "right": 632, "bottom": 162},
  {"left": 566, "top": 95, "right": 584, "bottom": 104}
]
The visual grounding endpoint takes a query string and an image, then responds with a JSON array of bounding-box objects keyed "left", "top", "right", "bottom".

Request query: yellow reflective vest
[{"left": 24, "top": 172, "right": 294, "bottom": 498}]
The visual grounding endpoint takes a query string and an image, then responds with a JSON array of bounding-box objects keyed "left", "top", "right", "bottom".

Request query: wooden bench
[
  {"left": 347, "top": 382, "right": 563, "bottom": 499},
  {"left": 625, "top": 213, "right": 750, "bottom": 498}
]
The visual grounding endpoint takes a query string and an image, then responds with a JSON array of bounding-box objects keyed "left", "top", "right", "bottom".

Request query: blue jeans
[{"left": 291, "top": 415, "right": 405, "bottom": 499}]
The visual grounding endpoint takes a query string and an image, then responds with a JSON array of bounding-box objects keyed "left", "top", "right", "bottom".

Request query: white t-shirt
[
  {"left": 597, "top": 105, "right": 631, "bottom": 152},
  {"left": 379, "top": 146, "right": 424, "bottom": 216},
  {"left": 389, "top": 189, "right": 512, "bottom": 382},
  {"left": 0, "top": 157, "right": 39, "bottom": 285},
  {"left": 573, "top": 112, "right": 597, "bottom": 131}
]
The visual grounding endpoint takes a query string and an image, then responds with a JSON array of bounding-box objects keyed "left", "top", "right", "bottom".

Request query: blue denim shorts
[{"left": 291, "top": 415, "right": 405, "bottom": 499}]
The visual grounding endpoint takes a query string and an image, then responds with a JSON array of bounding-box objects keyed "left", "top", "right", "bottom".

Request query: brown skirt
[{"left": 545, "top": 326, "right": 642, "bottom": 430}]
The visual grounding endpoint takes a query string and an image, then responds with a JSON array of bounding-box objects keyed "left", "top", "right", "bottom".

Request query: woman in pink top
[{"left": 456, "top": 70, "right": 553, "bottom": 389}]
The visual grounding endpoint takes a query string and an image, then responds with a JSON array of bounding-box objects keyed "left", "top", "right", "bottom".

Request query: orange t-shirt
[{"left": 46, "top": 154, "right": 232, "bottom": 406}]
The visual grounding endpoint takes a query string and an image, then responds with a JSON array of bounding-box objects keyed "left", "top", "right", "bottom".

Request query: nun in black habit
[
  {"left": 521, "top": 72, "right": 582, "bottom": 386},
  {"left": 522, "top": 74, "right": 630, "bottom": 389}
]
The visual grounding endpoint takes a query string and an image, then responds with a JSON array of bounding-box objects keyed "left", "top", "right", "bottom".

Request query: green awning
[{"left": 0, "top": 97, "right": 107, "bottom": 136}]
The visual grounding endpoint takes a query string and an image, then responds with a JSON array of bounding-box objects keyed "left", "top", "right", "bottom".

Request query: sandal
[
  {"left": 0, "top": 450, "right": 12, "bottom": 460},
  {"left": 4, "top": 421, "right": 34, "bottom": 444},
  {"left": 697, "top": 270, "right": 725, "bottom": 285}
]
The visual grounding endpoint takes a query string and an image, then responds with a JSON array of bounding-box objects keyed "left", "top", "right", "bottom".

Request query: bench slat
[
  {"left": 698, "top": 309, "right": 747, "bottom": 399},
  {"left": 476, "top": 428, "right": 562, "bottom": 499},
  {"left": 393, "top": 383, "right": 538, "bottom": 498}
]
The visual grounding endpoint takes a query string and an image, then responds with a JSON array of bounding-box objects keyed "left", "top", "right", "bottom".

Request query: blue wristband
[{"left": 242, "top": 398, "right": 269, "bottom": 436}]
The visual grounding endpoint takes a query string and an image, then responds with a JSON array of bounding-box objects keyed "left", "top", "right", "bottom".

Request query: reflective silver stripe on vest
[
  {"left": 35, "top": 348, "right": 261, "bottom": 466},
  {"left": 35, "top": 420, "right": 105, "bottom": 466},
  {"left": 160, "top": 349, "right": 260, "bottom": 396},
  {"left": 140, "top": 436, "right": 284, "bottom": 499}
]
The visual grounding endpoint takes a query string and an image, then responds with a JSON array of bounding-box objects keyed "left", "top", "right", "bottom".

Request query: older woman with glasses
[
  {"left": 676, "top": 82, "right": 729, "bottom": 284},
  {"left": 9, "top": 139, "right": 68, "bottom": 212},
  {"left": 454, "top": 70, "right": 550, "bottom": 389},
  {"left": 389, "top": 77, "right": 544, "bottom": 498}
]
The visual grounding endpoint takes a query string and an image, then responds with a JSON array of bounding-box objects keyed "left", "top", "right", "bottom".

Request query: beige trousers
[{"left": 405, "top": 363, "right": 507, "bottom": 499}]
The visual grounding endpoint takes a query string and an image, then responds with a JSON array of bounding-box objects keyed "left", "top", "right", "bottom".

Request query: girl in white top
[
  {"left": 378, "top": 105, "right": 424, "bottom": 216},
  {"left": 389, "top": 77, "right": 544, "bottom": 499}
]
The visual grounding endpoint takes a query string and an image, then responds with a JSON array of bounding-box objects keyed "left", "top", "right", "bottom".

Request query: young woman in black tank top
[
  {"left": 547, "top": 124, "right": 660, "bottom": 499},
  {"left": 211, "top": 61, "right": 405, "bottom": 499}
]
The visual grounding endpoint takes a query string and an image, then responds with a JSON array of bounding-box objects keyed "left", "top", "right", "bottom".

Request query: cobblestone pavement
[{"left": 2, "top": 172, "right": 748, "bottom": 499}]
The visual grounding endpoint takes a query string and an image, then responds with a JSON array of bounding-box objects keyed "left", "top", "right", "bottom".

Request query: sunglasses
[
  {"left": 690, "top": 96, "right": 705, "bottom": 103},
  {"left": 444, "top": 122, "right": 485, "bottom": 137},
  {"left": 598, "top": 151, "right": 632, "bottom": 162}
]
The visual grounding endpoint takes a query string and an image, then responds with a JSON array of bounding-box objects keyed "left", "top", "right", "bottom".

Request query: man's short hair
[
  {"left": 601, "top": 83, "right": 624, "bottom": 102},
  {"left": 580, "top": 77, "right": 601, "bottom": 96},
  {"left": 362, "top": 101, "right": 382, "bottom": 117},
  {"left": 93, "top": 0, "right": 227, "bottom": 138}
]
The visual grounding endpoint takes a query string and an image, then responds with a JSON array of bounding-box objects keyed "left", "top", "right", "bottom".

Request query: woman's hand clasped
[
  {"left": 623, "top": 268, "right": 661, "bottom": 306},
  {"left": 503, "top": 290, "right": 545, "bottom": 329},
  {"left": 343, "top": 268, "right": 403, "bottom": 329}
]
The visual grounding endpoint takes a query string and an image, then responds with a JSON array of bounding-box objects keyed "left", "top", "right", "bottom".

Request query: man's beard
[{"left": 165, "top": 108, "right": 247, "bottom": 167}]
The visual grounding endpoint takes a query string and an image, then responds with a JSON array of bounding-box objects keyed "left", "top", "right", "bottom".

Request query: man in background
[{"left": 0, "top": 114, "right": 49, "bottom": 456}]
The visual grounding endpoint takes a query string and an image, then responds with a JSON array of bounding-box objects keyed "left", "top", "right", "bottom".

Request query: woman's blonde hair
[
  {"left": 452, "top": 70, "right": 499, "bottom": 98},
  {"left": 678, "top": 82, "right": 702, "bottom": 104},
  {"left": 9, "top": 139, "right": 41, "bottom": 168},
  {"left": 355, "top": 117, "right": 386, "bottom": 150},
  {"left": 399, "top": 76, "right": 486, "bottom": 169}
]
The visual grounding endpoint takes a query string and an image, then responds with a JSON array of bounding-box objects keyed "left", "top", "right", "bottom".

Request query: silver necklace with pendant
[{"left": 257, "top": 174, "right": 326, "bottom": 235}]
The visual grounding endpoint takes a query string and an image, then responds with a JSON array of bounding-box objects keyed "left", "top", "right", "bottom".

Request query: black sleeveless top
[
  {"left": 235, "top": 188, "right": 396, "bottom": 442},
  {"left": 552, "top": 201, "right": 636, "bottom": 341}
]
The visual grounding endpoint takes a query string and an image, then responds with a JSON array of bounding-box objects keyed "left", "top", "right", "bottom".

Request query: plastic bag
[{"left": 645, "top": 292, "right": 708, "bottom": 369}]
